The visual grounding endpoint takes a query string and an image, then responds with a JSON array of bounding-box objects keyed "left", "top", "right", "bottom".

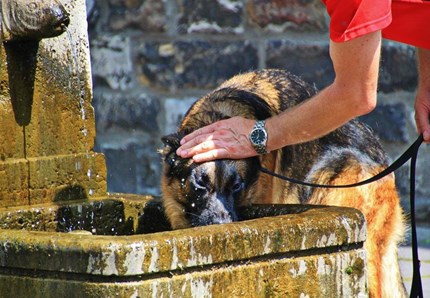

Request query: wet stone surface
[
  {"left": 0, "top": 0, "right": 70, "bottom": 41},
  {"left": 0, "top": 0, "right": 107, "bottom": 207},
  {"left": 0, "top": 195, "right": 152, "bottom": 235},
  {"left": 0, "top": 198, "right": 367, "bottom": 297},
  {"left": 0, "top": 196, "right": 331, "bottom": 236},
  {"left": 0, "top": 189, "right": 366, "bottom": 298}
]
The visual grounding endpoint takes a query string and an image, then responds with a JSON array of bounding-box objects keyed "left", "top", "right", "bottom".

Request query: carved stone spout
[{"left": 0, "top": 0, "right": 70, "bottom": 42}]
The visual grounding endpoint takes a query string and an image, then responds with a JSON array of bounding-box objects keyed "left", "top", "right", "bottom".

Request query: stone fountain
[{"left": 0, "top": 0, "right": 368, "bottom": 297}]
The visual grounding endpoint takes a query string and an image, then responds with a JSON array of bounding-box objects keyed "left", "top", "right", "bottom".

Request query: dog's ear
[
  {"left": 160, "top": 132, "right": 186, "bottom": 168},
  {"left": 161, "top": 132, "right": 182, "bottom": 151},
  {"left": 160, "top": 132, "right": 187, "bottom": 159},
  {"left": 160, "top": 132, "right": 193, "bottom": 179}
]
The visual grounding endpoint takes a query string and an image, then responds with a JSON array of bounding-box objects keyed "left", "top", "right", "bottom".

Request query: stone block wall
[{"left": 87, "top": 0, "right": 430, "bottom": 223}]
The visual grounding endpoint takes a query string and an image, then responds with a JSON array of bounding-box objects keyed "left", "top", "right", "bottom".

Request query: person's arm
[
  {"left": 414, "top": 47, "right": 430, "bottom": 142},
  {"left": 177, "top": 31, "right": 382, "bottom": 162}
]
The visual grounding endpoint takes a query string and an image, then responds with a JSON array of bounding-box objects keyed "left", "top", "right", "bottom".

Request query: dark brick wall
[{"left": 87, "top": 0, "right": 429, "bottom": 222}]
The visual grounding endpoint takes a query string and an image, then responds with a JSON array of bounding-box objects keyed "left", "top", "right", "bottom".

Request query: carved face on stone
[{"left": 0, "top": 0, "right": 70, "bottom": 41}]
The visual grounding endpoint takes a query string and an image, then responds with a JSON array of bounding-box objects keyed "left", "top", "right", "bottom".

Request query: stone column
[{"left": 0, "top": 0, "right": 106, "bottom": 207}]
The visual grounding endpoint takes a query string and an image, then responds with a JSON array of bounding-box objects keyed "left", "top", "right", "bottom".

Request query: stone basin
[
  {"left": 0, "top": 194, "right": 368, "bottom": 297},
  {"left": 0, "top": 194, "right": 154, "bottom": 235}
]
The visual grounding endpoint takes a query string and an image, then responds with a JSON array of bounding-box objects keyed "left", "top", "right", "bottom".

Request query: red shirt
[{"left": 322, "top": 0, "right": 430, "bottom": 49}]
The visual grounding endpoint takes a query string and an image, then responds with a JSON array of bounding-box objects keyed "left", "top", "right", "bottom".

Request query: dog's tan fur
[{"left": 161, "top": 69, "right": 406, "bottom": 298}]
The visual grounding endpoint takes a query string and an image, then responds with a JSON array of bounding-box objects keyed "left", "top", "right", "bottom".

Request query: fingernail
[{"left": 176, "top": 149, "right": 186, "bottom": 156}]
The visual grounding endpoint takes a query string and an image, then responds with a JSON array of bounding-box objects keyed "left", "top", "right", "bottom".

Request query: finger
[
  {"left": 423, "top": 128, "right": 430, "bottom": 142},
  {"left": 415, "top": 106, "right": 430, "bottom": 135},
  {"left": 177, "top": 138, "right": 218, "bottom": 158},
  {"left": 177, "top": 132, "right": 216, "bottom": 155},
  {"left": 180, "top": 124, "right": 217, "bottom": 145},
  {"left": 192, "top": 148, "right": 229, "bottom": 163},
  {"left": 415, "top": 117, "right": 430, "bottom": 143}
]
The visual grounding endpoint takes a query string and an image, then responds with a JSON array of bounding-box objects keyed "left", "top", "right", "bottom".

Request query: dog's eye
[
  {"left": 193, "top": 173, "right": 210, "bottom": 190},
  {"left": 231, "top": 182, "right": 244, "bottom": 193},
  {"left": 166, "top": 152, "right": 177, "bottom": 166}
]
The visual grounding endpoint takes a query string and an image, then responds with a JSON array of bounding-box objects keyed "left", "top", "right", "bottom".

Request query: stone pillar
[{"left": 0, "top": 0, "right": 106, "bottom": 207}]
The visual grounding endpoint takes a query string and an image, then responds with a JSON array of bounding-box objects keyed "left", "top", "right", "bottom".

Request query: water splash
[
  {"left": 65, "top": 29, "right": 88, "bottom": 139},
  {"left": 65, "top": 28, "right": 93, "bottom": 196}
]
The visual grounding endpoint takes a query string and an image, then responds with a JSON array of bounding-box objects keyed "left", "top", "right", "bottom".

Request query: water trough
[{"left": 0, "top": 194, "right": 367, "bottom": 297}]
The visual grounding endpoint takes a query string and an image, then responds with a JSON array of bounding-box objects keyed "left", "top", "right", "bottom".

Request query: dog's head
[{"left": 160, "top": 133, "right": 260, "bottom": 229}]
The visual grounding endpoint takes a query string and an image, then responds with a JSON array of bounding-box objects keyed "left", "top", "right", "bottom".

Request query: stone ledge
[
  {"left": 0, "top": 205, "right": 365, "bottom": 275},
  {"left": 28, "top": 153, "right": 107, "bottom": 204},
  {"left": 0, "top": 153, "right": 107, "bottom": 208},
  {"left": 0, "top": 202, "right": 367, "bottom": 297},
  {"left": 0, "top": 249, "right": 366, "bottom": 298},
  {"left": 0, "top": 159, "right": 29, "bottom": 207}
]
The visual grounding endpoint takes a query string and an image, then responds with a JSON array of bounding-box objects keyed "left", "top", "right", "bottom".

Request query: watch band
[
  {"left": 255, "top": 144, "right": 268, "bottom": 155},
  {"left": 250, "top": 120, "right": 268, "bottom": 155}
]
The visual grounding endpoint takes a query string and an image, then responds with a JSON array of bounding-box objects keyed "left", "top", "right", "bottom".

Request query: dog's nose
[{"left": 212, "top": 211, "right": 233, "bottom": 224}]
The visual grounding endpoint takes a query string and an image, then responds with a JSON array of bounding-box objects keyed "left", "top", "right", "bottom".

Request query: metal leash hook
[{"left": 260, "top": 134, "right": 424, "bottom": 297}]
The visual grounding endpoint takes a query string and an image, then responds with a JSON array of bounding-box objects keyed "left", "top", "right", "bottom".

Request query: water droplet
[{"left": 66, "top": 29, "right": 90, "bottom": 158}]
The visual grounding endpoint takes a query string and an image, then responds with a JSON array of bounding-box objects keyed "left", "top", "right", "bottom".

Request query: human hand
[
  {"left": 415, "top": 48, "right": 430, "bottom": 142},
  {"left": 414, "top": 89, "right": 430, "bottom": 142},
  {"left": 176, "top": 116, "right": 258, "bottom": 162}
]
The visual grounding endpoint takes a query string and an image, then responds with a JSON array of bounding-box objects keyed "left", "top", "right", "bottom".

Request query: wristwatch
[{"left": 249, "top": 120, "right": 269, "bottom": 154}]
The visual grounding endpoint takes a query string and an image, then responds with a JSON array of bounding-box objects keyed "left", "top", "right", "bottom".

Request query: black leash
[{"left": 260, "top": 134, "right": 424, "bottom": 298}]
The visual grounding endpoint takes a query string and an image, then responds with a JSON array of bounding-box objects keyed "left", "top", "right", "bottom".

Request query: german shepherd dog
[{"left": 160, "top": 69, "right": 406, "bottom": 298}]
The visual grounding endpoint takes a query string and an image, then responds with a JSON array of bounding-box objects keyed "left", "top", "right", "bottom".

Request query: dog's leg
[
  {"left": 381, "top": 229, "right": 408, "bottom": 298},
  {"left": 306, "top": 163, "right": 406, "bottom": 298}
]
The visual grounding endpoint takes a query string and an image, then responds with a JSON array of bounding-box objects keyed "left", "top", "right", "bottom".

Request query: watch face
[{"left": 250, "top": 128, "right": 266, "bottom": 144}]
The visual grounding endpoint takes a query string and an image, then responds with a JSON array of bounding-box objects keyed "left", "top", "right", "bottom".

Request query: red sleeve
[
  {"left": 322, "top": 0, "right": 392, "bottom": 42},
  {"left": 322, "top": 0, "right": 430, "bottom": 49},
  {"left": 382, "top": 0, "right": 430, "bottom": 50}
]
